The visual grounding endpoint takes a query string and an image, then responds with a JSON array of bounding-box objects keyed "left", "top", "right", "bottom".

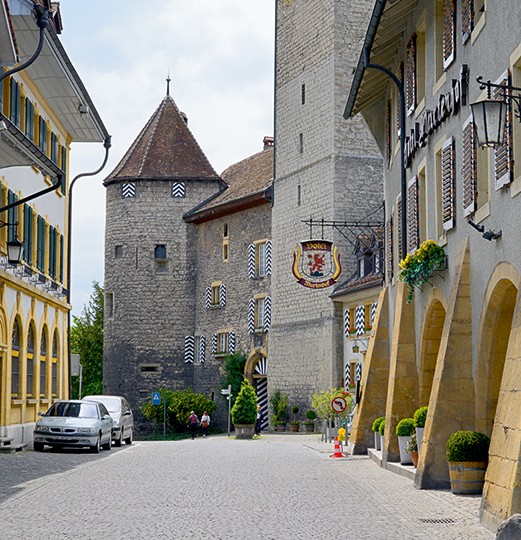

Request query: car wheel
[
  {"left": 90, "top": 434, "right": 101, "bottom": 454},
  {"left": 115, "top": 430, "right": 123, "bottom": 447},
  {"left": 33, "top": 442, "right": 44, "bottom": 452},
  {"left": 125, "top": 429, "right": 133, "bottom": 445},
  {"left": 102, "top": 434, "right": 112, "bottom": 451}
]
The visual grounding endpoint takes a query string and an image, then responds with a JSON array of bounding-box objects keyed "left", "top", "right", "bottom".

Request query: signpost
[
  {"left": 221, "top": 385, "right": 232, "bottom": 437},
  {"left": 152, "top": 392, "right": 166, "bottom": 437},
  {"left": 331, "top": 396, "right": 347, "bottom": 413}
]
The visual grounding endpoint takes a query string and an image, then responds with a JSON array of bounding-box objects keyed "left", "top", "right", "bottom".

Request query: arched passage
[
  {"left": 244, "top": 350, "right": 269, "bottom": 431},
  {"left": 475, "top": 265, "right": 520, "bottom": 436},
  {"left": 417, "top": 289, "right": 447, "bottom": 406}
]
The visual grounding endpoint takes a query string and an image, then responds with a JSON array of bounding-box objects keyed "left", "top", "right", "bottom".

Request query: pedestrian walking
[
  {"left": 255, "top": 405, "right": 264, "bottom": 436},
  {"left": 188, "top": 411, "right": 199, "bottom": 439},
  {"left": 200, "top": 411, "right": 210, "bottom": 437}
]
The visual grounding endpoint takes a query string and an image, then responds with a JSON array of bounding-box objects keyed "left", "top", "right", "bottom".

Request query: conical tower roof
[{"left": 105, "top": 95, "right": 220, "bottom": 184}]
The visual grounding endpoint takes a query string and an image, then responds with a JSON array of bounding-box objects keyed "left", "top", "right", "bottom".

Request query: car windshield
[
  {"left": 85, "top": 397, "right": 120, "bottom": 413},
  {"left": 45, "top": 402, "right": 99, "bottom": 419}
]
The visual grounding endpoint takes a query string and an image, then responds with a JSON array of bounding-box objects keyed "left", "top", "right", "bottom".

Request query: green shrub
[
  {"left": 446, "top": 431, "right": 490, "bottom": 462},
  {"left": 231, "top": 380, "right": 258, "bottom": 425},
  {"left": 379, "top": 419, "right": 386, "bottom": 436},
  {"left": 372, "top": 416, "right": 385, "bottom": 432},
  {"left": 269, "top": 390, "right": 288, "bottom": 424},
  {"left": 311, "top": 388, "right": 353, "bottom": 422},
  {"left": 305, "top": 409, "right": 317, "bottom": 421},
  {"left": 413, "top": 406, "right": 428, "bottom": 428},
  {"left": 396, "top": 417, "right": 415, "bottom": 436},
  {"left": 220, "top": 352, "right": 247, "bottom": 406}
]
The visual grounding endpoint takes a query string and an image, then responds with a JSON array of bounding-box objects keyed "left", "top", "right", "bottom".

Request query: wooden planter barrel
[{"left": 448, "top": 461, "right": 487, "bottom": 494}]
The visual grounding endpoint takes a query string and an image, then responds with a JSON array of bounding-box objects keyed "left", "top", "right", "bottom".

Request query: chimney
[{"left": 263, "top": 136, "right": 274, "bottom": 150}]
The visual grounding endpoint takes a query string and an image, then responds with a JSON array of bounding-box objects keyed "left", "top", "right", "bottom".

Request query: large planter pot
[
  {"left": 448, "top": 461, "right": 488, "bottom": 494},
  {"left": 290, "top": 424, "right": 300, "bottom": 432},
  {"left": 276, "top": 423, "right": 286, "bottom": 432},
  {"left": 304, "top": 423, "right": 315, "bottom": 433},
  {"left": 398, "top": 436, "right": 413, "bottom": 465},
  {"left": 409, "top": 450, "right": 419, "bottom": 467},
  {"left": 374, "top": 431, "right": 381, "bottom": 451},
  {"left": 416, "top": 427, "right": 424, "bottom": 452},
  {"left": 234, "top": 424, "right": 255, "bottom": 439}
]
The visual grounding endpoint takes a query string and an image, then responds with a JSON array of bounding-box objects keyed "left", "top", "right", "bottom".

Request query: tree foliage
[
  {"left": 231, "top": 380, "right": 258, "bottom": 425},
  {"left": 141, "top": 388, "right": 217, "bottom": 433},
  {"left": 311, "top": 388, "right": 353, "bottom": 422},
  {"left": 70, "top": 281, "right": 104, "bottom": 398},
  {"left": 220, "top": 352, "right": 247, "bottom": 404},
  {"left": 269, "top": 389, "right": 288, "bottom": 424}
]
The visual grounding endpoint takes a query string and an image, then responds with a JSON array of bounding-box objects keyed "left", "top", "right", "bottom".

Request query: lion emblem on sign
[{"left": 292, "top": 240, "right": 341, "bottom": 289}]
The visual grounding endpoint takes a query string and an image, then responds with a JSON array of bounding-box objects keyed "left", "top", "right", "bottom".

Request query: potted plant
[
  {"left": 378, "top": 418, "right": 386, "bottom": 449},
  {"left": 269, "top": 390, "right": 288, "bottom": 431},
  {"left": 413, "top": 406, "right": 428, "bottom": 452},
  {"left": 396, "top": 417, "right": 415, "bottom": 465},
  {"left": 304, "top": 409, "right": 317, "bottom": 432},
  {"left": 290, "top": 405, "right": 300, "bottom": 432},
  {"left": 230, "top": 380, "right": 258, "bottom": 439},
  {"left": 446, "top": 430, "right": 490, "bottom": 494},
  {"left": 405, "top": 433, "right": 418, "bottom": 467},
  {"left": 372, "top": 416, "right": 385, "bottom": 451}
]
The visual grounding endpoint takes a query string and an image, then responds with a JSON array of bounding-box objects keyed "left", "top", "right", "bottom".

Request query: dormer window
[{"left": 154, "top": 244, "right": 167, "bottom": 259}]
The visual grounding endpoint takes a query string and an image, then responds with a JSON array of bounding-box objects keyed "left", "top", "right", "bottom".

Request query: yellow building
[{"left": 0, "top": 1, "right": 108, "bottom": 449}]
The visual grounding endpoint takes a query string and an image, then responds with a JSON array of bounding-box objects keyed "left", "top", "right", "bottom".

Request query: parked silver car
[
  {"left": 83, "top": 395, "right": 133, "bottom": 446},
  {"left": 33, "top": 400, "right": 113, "bottom": 453}
]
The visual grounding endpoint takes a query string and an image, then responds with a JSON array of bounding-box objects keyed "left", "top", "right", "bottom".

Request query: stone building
[
  {"left": 345, "top": 0, "right": 521, "bottom": 531},
  {"left": 103, "top": 91, "right": 273, "bottom": 429},
  {"left": 0, "top": 1, "right": 108, "bottom": 448}
]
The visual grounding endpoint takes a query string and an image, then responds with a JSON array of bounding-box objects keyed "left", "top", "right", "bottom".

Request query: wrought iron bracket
[{"left": 476, "top": 76, "right": 521, "bottom": 123}]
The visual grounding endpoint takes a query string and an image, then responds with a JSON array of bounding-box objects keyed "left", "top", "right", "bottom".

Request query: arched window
[
  {"left": 51, "top": 331, "right": 58, "bottom": 397},
  {"left": 11, "top": 320, "right": 20, "bottom": 397},
  {"left": 26, "top": 324, "right": 35, "bottom": 397},
  {"left": 40, "top": 329, "right": 47, "bottom": 398}
]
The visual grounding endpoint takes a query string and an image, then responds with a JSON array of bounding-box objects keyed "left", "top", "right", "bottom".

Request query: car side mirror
[
  {"left": 38, "top": 412, "right": 44, "bottom": 417},
  {"left": 124, "top": 411, "right": 131, "bottom": 416},
  {"left": 103, "top": 415, "right": 112, "bottom": 421}
]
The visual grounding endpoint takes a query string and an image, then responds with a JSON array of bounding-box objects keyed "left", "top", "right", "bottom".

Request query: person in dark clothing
[
  {"left": 255, "top": 405, "right": 264, "bottom": 436},
  {"left": 188, "top": 411, "right": 199, "bottom": 439}
]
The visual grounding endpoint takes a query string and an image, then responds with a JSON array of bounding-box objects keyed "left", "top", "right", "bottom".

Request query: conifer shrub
[{"left": 231, "top": 380, "right": 258, "bottom": 425}]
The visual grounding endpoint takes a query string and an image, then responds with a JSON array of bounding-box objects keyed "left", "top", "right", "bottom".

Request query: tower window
[
  {"left": 299, "top": 133, "right": 304, "bottom": 154},
  {"left": 301, "top": 83, "right": 306, "bottom": 105},
  {"left": 115, "top": 245, "right": 123, "bottom": 258},
  {"left": 154, "top": 244, "right": 167, "bottom": 259}
]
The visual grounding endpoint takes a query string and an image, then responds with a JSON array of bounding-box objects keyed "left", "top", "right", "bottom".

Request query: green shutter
[
  {"left": 23, "top": 204, "right": 33, "bottom": 266},
  {"left": 59, "top": 234, "right": 64, "bottom": 284},
  {"left": 60, "top": 147, "right": 67, "bottom": 195},
  {"left": 7, "top": 190, "right": 17, "bottom": 242},
  {"left": 48, "top": 226, "right": 56, "bottom": 279},
  {"left": 37, "top": 216, "right": 45, "bottom": 272}
]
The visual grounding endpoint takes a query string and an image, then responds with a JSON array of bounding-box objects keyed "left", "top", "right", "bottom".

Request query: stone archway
[
  {"left": 244, "top": 350, "right": 269, "bottom": 431},
  {"left": 417, "top": 289, "right": 447, "bottom": 406}
]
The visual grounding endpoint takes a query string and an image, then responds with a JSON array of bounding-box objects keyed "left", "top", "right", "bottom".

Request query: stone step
[
  {"left": 0, "top": 436, "right": 14, "bottom": 447},
  {"left": 0, "top": 442, "right": 27, "bottom": 454}
]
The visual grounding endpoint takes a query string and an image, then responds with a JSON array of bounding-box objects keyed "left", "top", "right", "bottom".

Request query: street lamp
[
  {"left": 7, "top": 237, "right": 24, "bottom": 264},
  {"left": 470, "top": 76, "right": 521, "bottom": 147}
]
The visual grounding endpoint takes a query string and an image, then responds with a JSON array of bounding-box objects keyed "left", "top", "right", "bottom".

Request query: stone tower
[
  {"left": 103, "top": 93, "right": 224, "bottom": 416},
  {"left": 270, "top": 0, "right": 382, "bottom": 405}
]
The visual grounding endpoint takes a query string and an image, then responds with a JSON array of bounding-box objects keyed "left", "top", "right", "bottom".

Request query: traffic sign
[
  {"left": 331, "top": 396, "right": 347, "bottom": 413},
  {"left": 152, "top": 391, "right": 161, "bottom": 405},
  {"left": 221, "top": 389, "right": 230, "bottom": 395}
]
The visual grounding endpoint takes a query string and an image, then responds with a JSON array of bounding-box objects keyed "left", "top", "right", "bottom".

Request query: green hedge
[
  {"left": 396, "top": 417, "right": 415, "bottom": 436},
  {"left": 446, "top": 431, "right": 490, "bottom": 462}
]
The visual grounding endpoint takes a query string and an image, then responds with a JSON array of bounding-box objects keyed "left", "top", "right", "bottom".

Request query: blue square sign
[{"left": 152, "top": 392, "right": 161, "bottom": 405}]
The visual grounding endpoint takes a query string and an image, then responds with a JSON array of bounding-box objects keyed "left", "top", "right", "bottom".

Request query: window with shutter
[
  {"left": 23, "top": 204, "right": 33, "bottom": 266},
  {"left": 397, "top": 63, "right": 404, "bottom": 137},
  {"left": 9, "top": 78, "right": 20, "bottom": 128},
  {"left": 493, "top": 71, "right": 513, "bottom": 190},
  {"left": 462, "top": 115, "right": 477, "bottom": 216},
  {"left": 407, "top": 176, "right": 419, "bottom": 252},
  {"left": 385, "top": 216, "right": 393, "bottom": 281},
  {"left": 37, "top": 215, "right": 45, "bottom": 273},
  {"left": 396, "top": 198, "right": 403, "bottom": 262},
  {"left": 405, "top": 35, "right": 417, "bottom": 116},
  {"left": 248, "top": 298, "right": 255, "bottom": 334},
  {"left": 441, "top": 137, "right": 456, "bottom": 230},
  {"left": 461, "top": 0, "right": 473, "bottom": 44},
  {"left": 59, "top": 234, "right": 64, "bottom": 284},
  {"left": 443, "top": 0, "right": 456, "bottom": 69},
  {"left": 263, "top": 296, "right": 272, "bottom": 332},
  {"left": 386, "top": 99, "right": 392, "bottom": 168},
  {"left": 184, "top": 336, "right": 195, "bottom": 363}
]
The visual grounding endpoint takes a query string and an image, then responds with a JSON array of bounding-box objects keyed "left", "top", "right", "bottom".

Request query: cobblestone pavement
[{"left": 0, "top": 434, "right": 495, "bottom": 540}]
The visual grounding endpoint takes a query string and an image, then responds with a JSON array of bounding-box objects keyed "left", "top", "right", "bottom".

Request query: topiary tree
[
  {"left": 372, "top": 416, "right": 385, "bottom": 432},
  {"left": 396, "top": 418, "right": 415, "bottom": 436},
  {"left": 231, "top": 380, "right": 258, "bottom": 425},
  {"left": 446, "top": 431, "right": 490, "bottom": 462},
  {"left": 413, "top": 406, "right": 428, "bottom": 428},
  {"left": 269, "top": 389, "right": 288, "bottom": 425}
]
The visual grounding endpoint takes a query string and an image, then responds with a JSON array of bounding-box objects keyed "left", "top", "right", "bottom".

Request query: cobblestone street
[{"left": 0, "top": 434, "right": 494, "bottom": 539}]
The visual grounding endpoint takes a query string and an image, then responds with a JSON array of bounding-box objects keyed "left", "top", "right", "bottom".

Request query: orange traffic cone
[{"left": 330, "top": 436, "right": 344, "bottom": 458}]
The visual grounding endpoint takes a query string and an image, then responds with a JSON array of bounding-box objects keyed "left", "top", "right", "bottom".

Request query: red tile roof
[{"left": 105, "top": 96, "right": 220, "bottom": 184}]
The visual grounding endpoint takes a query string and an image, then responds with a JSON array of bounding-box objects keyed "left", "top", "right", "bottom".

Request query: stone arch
[
  {"left": 417, "top": 288, "right": 447, "bottom": 406},
  {"left": 475, "top": 262, "right": 520, "bottom": 436},
  {"left": 0, "top": 304, "right": 8, "bottom": 427},
  {"left": 244, "top": 348, "right": 268, "bottom": 431}
]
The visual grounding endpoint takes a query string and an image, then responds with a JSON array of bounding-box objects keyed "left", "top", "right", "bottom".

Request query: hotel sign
[{"left": 292, "top": 240, "right": 342, "bottom": 289}]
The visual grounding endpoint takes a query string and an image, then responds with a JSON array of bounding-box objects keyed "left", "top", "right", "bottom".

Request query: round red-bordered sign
[{"left": 331, "top": 396, "right": 347, "bottom": 413}]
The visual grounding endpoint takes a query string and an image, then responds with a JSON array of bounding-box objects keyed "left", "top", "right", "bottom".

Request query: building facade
[
  {"left": 345, "top": 0, "right": 521, "bottom": 530},
  {"left": 0, "top": 0, "right": 108, "bottom": 448}
]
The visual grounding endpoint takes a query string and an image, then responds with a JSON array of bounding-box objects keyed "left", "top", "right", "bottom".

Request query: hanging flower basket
[{"left": 398, "top": 240, "right": 447, "bottom": 303}]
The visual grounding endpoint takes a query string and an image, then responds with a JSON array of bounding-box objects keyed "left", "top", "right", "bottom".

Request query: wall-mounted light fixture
[
  {"left": 0, "top": 221, "right": 24, "bottom": 264},
  {"left": 468, "top": 219, "right": 502, "bottom": 241},
  {"left": 352, "top": 338, "right": 369, "bottom": 353},
  {"left": 470, "top": 76, "right": 521, "bottom": 147}
]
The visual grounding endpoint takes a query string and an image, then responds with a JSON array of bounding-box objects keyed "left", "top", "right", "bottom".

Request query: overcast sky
[{"left": 57, "top": 0, "right": 275, "bottom": 315}]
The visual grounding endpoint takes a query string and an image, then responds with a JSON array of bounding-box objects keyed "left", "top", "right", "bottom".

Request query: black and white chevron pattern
[
  {"left": 122, "top": 183, "right": 136, "bottom": 198},
  {"left": 344, "top": 361, "right": 351, "bottom": 388},
  {"left": 172, "top": 182, "right": 186, "bottom": 198},
  {"left": 263, "top": 296, "right": 272, "bottom": 332},
  {"left": 254, "top": 357, "right": 268, "bottom": 375},
  {"left": 248, "top": 243, "right": 255, "bottom": 279},
  {"left": 184, "top": 335, "right": 194, "bottom": 363},
  {"left": 265, "top": 240, "right": 272, "bottom": 275},
  {"left": 344, "top": 309, "right": 350, "bottom": 337},
  {"left": 211, "top": 333, "right": 217, "bottom": 355},
  {"left": 219, "top": 284, "right": 226, "bottom": 307},
  {"left": 205, "top": 287, "right": 211, "bottom": 309},
  {"left": 355, "top": 361, "right": 362, "bottom": 381},
  {"left": 256, "top": 376, "right": 269, "bottom": 431},
  {"left": 355, "top": 305, "right": 365, "bottom": 336},
  {"left": 371, "top": 302, "right": 378, "bottom": 326},
  {"left": 248, "top": 298, "right": 255, "bottom": 334},
  {"left": 199, "top": 336, "right": 206, "bottom": 363},
  {"left": 228, "top": 332, "right": 235, "bottom": 354}
]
